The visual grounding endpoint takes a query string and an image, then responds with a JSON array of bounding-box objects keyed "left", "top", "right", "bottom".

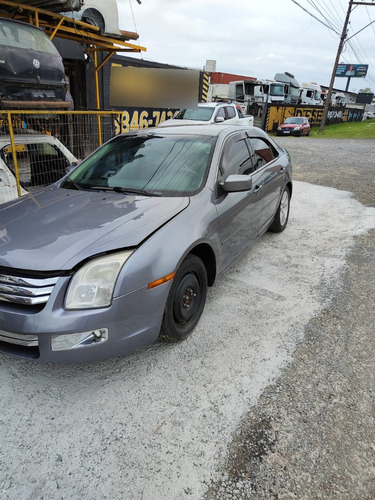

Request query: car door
[
  {"left": 213, "top": 106, "right": 226, "bottom": 122},
  {"left": 224, "top": 105, "right": 238, "bottom": 123},
  {"left": 214, "top": 132, "right": 264, "bottom": 270},
  {"left": 302, "top": 117, "right": 310, "bottom": 135},
  {"left": 246, "top": 135, "right": 285, "bottom": 231}
]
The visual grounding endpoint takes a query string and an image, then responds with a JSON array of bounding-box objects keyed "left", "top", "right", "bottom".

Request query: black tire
[
  {"left": 269, "top": 186, "right": 290, "bottom": 233},
  {"left": 160, "top": 254, "right": 207, "bottom": 342}
]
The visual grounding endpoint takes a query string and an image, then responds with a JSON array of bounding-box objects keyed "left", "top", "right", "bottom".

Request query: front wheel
[
  {"left": 269, "top": 186, "right": 290, "bottom": 233},
  {"left": 160, "top": 254, "right": 207, "bottom": 342}
]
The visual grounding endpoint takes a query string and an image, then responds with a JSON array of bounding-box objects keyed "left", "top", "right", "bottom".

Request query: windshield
[
  {"left": 173, "top": 107, "right": 215, "bottom": 121},
  {"left": 270, "top": 83, "right": 285, "bottom": 96},
  {"left": 66, "top": 134, "right": 215, "bottom": 196},
  {"left": 0, "top": 20, "right": 59, "bottom": 55},
  {"left": 284, "top": 117, "right": 303, "bottom": 124},
  {"left": 290, "top": 86, "right": 300, "bottom": 97}
]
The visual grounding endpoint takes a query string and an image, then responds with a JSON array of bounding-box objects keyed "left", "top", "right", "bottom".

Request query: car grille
[{"left": 0, "top": 272, "right": 59, "bottom": 306}]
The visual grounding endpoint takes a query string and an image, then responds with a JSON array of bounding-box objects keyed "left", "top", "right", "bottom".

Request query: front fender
[{"left": 114, "top": 188, "right": 220, "bottom": 297}]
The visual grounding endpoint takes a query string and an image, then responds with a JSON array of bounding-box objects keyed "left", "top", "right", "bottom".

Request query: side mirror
[
  {"left": 215, "top": 116, "right": 225, "bottom": 123},
  {"left": 220, "top": 174, "right": 252, "bottom": 192}
]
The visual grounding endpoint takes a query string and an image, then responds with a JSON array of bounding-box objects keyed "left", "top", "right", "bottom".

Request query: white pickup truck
[
  {"left": 0, "top": 133, "right": 77, "bottom": 205},
  {"left": 158, "top": 102, "right": 254, "bottom": 127}
]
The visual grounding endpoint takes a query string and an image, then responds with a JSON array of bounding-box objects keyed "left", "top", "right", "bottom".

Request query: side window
[
  {"left": 3, "top": 142, "right": 69, "bottom": 187},
  {"left": 27, "top": 143, "right": 69, "bottom": 186},
  {"left": 216, "top": 107, "right": 225, "bottom": 120},
  {"left": 225, "top": 106, "right": 236, "bottom": 119},
  {"left": 236, "top": 106, "right": 244, "bottom": 118},
  {"left": 220, "top": 134, "right": 253, "bottom": 179},
  {"left": 35, "top": 143, "right": 60, "bottom": 157},
  {"left": 3, "top": 144, "right": 31, "bottom": 185},
  {"left": 247, "top": 137, "right": 278, "bottom": 170}
]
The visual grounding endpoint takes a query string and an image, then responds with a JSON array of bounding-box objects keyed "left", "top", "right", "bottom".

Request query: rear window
[{"left": 173, "top": 107, "right": 215, "bottom": 121}]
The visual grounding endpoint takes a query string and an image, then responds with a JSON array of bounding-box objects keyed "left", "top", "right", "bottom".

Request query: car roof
[
  {"left": 197, "top": 102, "right": 231, "bottom": 108},
  {"left": 0, "top": 17, "right": 43, "bottom": 31},
  {"left": 0, "top": 134, "right": 63, "bottom": 145},
  {"left": 128, "top": 123, "right": 270, "bottom": 139}
]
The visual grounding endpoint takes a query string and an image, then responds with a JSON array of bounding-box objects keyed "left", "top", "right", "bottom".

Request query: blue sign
[{"left": 336, "top": 64, "right": 368, "bottom": 78}]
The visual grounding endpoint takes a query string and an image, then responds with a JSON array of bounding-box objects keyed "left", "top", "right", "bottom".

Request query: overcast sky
[{"left": 117, "top": 0, "right": 375, "bottom": 93}]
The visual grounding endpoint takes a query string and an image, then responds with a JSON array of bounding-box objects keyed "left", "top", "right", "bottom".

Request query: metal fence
[{"left": 0, "top": 110, "right": 124, "bottom": 204}]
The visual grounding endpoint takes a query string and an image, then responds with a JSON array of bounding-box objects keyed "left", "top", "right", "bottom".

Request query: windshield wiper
[
  {"left": 112, "top": 186, "right": 160, "bottom": 196},
  {"left": 66, "top": 184, "right": 160, "bottom": 196}
]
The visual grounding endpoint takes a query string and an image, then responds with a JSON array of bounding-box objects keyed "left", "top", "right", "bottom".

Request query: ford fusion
[{"left": 0, "top": 125, "right": 292, "bottom": 363}]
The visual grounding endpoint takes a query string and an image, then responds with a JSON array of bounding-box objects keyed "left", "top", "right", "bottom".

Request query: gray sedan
[{"left": 0, "top": 124, "right": 292, "bottom": 363}]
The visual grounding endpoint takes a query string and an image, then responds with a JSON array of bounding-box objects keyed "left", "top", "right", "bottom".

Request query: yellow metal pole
[
  {"left": 7, "top": 112, "right": 22, "bottom": 197},
  {"left": 94, "top": 50, "right": 102, "bottom": 146},
  {"left": 49, "top": 17, "right": 65, "bottom": 40}
]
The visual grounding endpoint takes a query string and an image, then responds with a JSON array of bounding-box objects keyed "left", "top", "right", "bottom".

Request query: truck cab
[
  {"left": 273, "top": 72, "right": 300, "bottom": 105},
  {"left": 299, "top": 82, "right": 323, "bottom": 106}
]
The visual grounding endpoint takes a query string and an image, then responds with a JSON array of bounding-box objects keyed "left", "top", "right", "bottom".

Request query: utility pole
[
  {"left": 319, "top": 0, "right": 353, "bottom": 132},
  {"left": 320, "top": 1, "right": 375, "bottom": 132}
]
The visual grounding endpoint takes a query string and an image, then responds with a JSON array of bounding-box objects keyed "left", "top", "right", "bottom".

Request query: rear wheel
[
  {"left": 269, "top": 186, "right": 290, "bottom": 233},
  {"left": 160, "top": 254, "right": 207, "bottom": 342}
]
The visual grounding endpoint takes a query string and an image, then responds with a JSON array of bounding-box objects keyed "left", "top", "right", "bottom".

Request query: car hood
[
  {"left": 0, "top": 186, "right": 189, "bottom": 271},
  {"left": 281, "top": 123, "right": 300, "bottom": 128}
]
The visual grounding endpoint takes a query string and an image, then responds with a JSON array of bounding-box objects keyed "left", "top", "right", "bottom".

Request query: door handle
[{"left": 254, "top": 184, "right": 263, "bottom": 193}]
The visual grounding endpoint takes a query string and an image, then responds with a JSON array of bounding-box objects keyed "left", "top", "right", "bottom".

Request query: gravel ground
[
  {"left": 205, "top": 137, "right": 375, "bottom": 500},
  {"left": 285, "top": 137, "right": 375, "bottom": 207},
  {"left": 0, "top": 136, "right": 374, "bottom": 500}
]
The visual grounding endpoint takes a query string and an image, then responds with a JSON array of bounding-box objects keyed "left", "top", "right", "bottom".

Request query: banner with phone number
[{"left": 114, "top": 108, "right": 177, "bottom": 134}]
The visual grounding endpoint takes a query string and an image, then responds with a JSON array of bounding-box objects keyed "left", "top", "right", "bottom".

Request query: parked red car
[{"left": 277, "top": 117, "right": 311, "bottom": 136}]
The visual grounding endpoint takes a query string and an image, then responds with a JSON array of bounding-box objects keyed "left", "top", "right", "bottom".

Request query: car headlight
[
  {"left": 294, "top": 126, "right": 301, "bottom": 130},
  {"left": 65, "top": 250, "right": 134, "bottom": 309}
]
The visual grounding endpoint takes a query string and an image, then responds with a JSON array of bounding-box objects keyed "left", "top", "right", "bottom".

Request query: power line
[
  {"left": 292, "top": 0, "right": 374, "bottom": 98},
  {"left": 306, "top": 0, "right": 342, "bottom": 31},
  {"left": 290, "top": 0, "right": 341, "bottom": 33}
]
